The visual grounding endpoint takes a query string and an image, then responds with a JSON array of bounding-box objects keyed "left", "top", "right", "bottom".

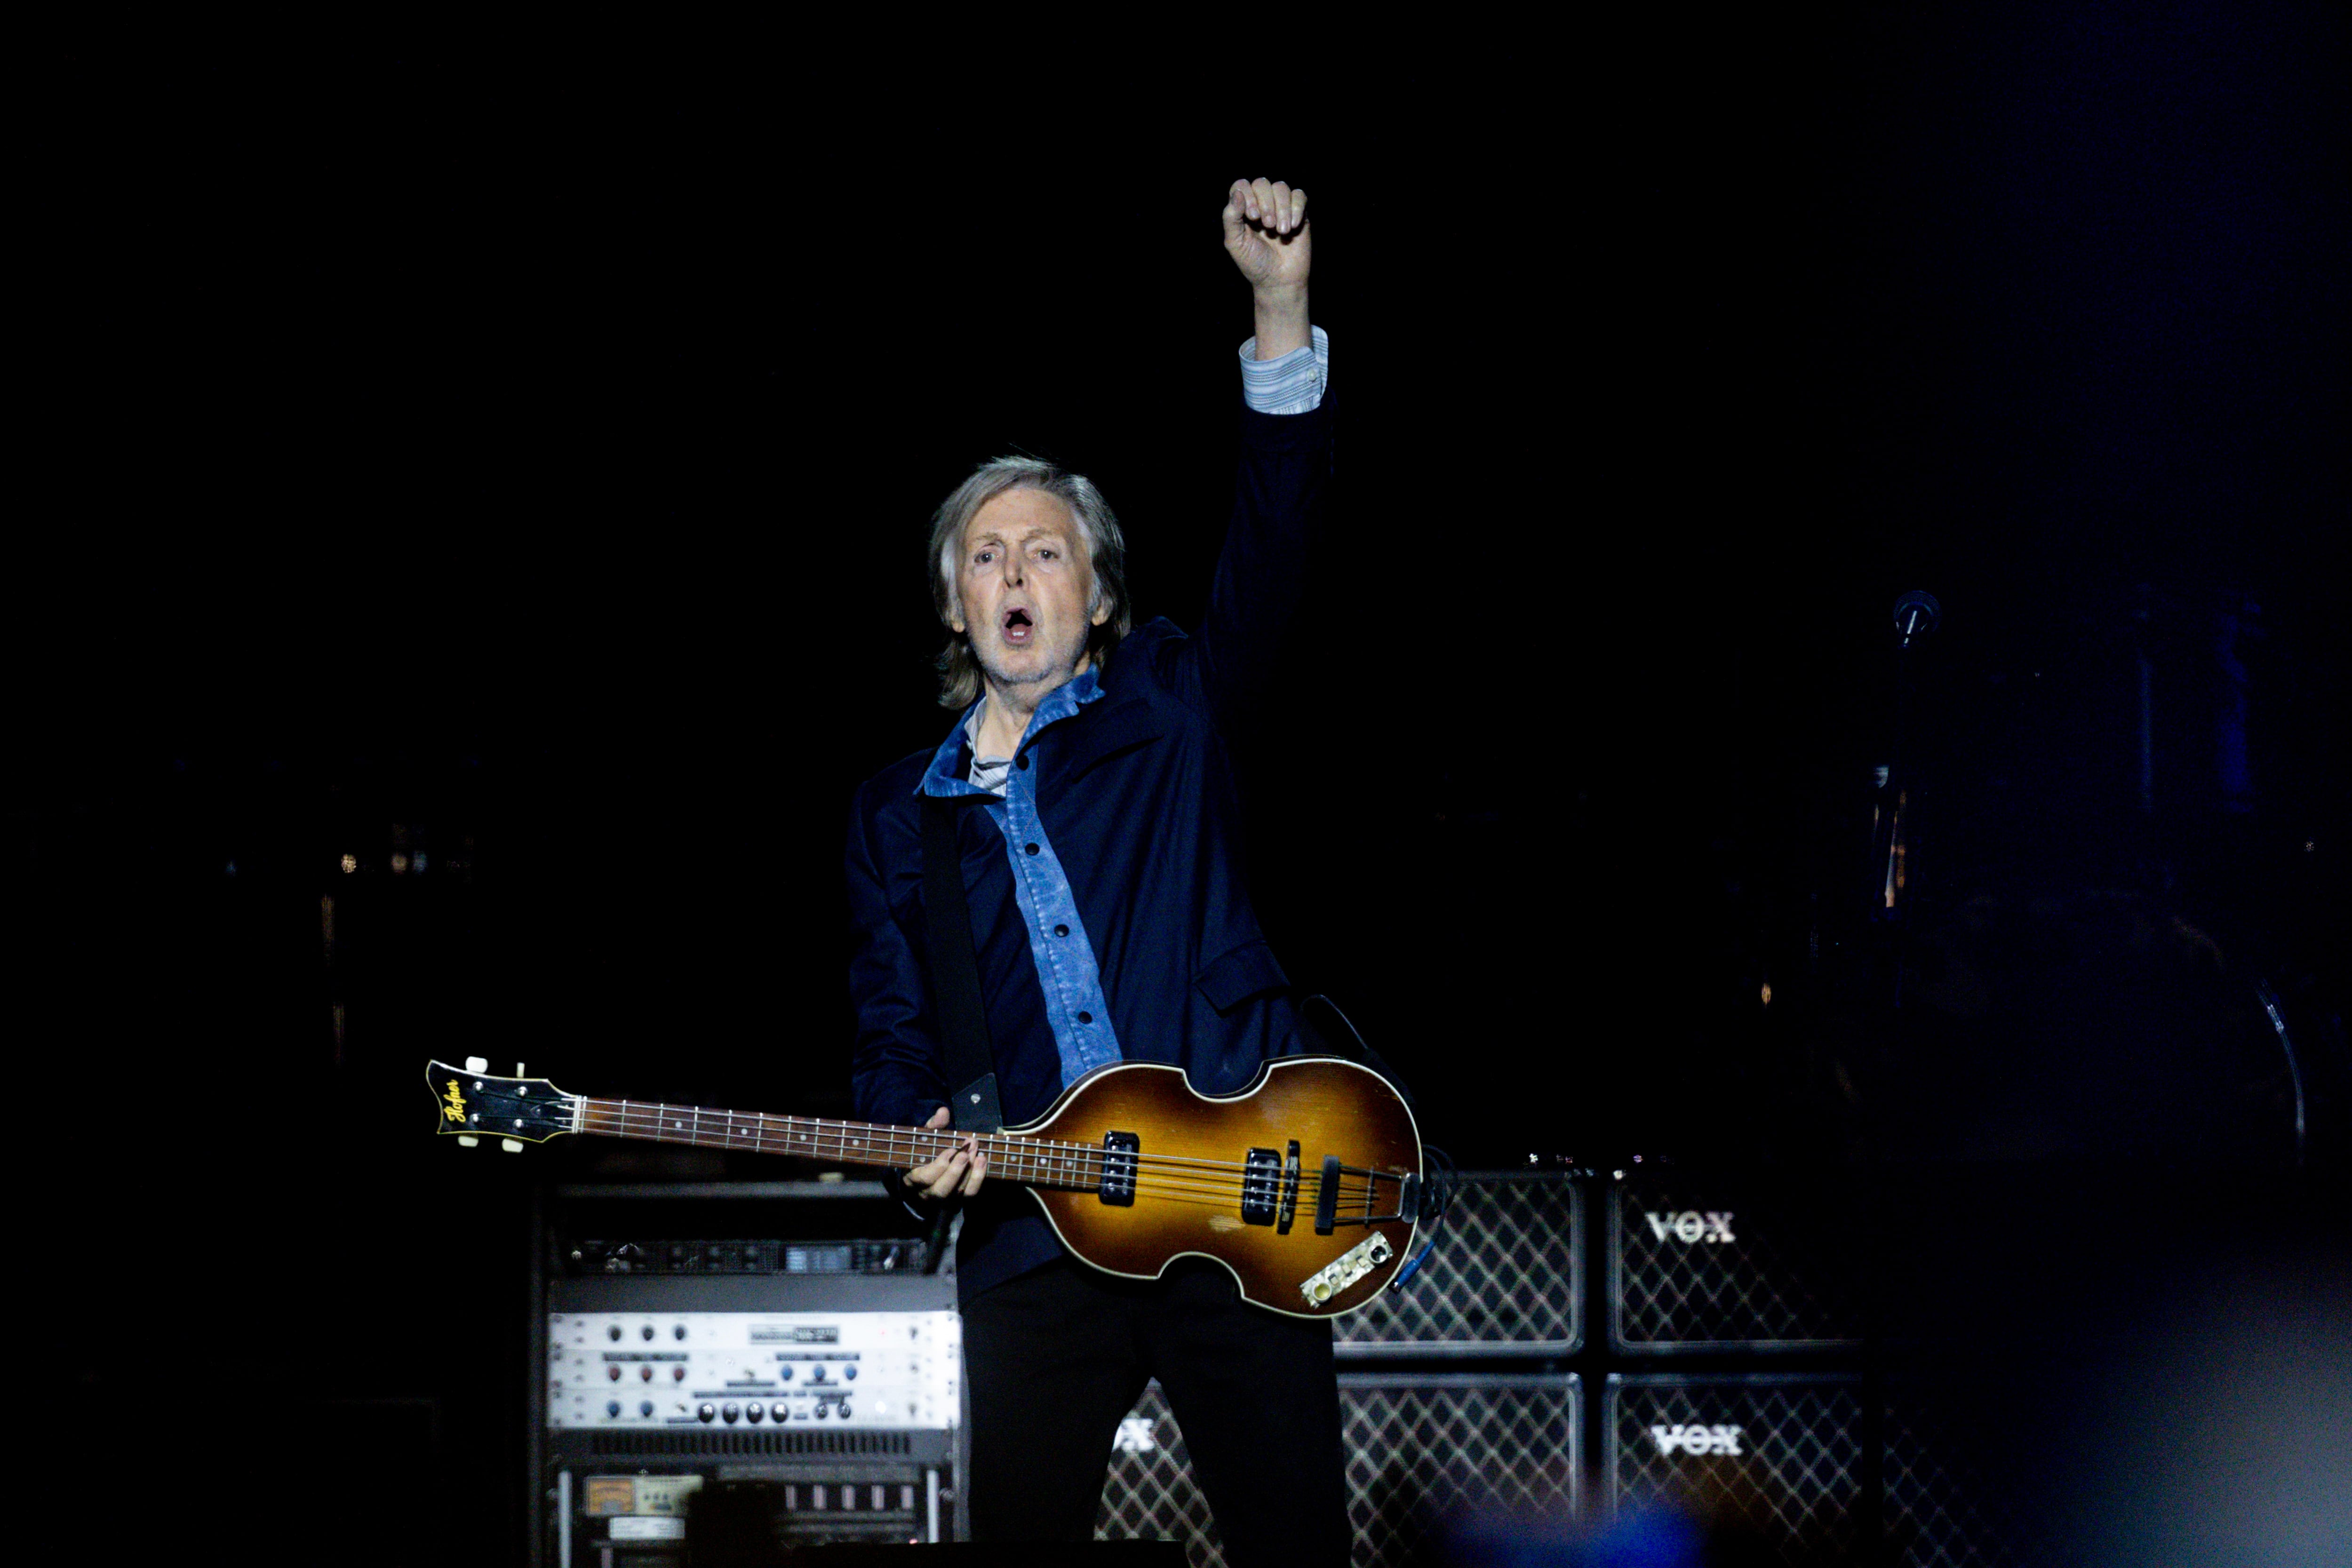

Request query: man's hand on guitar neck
[{"left": 904, "top": 1104, "right": 988, "bottom": 1199}]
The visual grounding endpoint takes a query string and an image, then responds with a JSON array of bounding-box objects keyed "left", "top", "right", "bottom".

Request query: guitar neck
[{"left": 572, "top": 1097, "right": 1103, "bottom": 1190}]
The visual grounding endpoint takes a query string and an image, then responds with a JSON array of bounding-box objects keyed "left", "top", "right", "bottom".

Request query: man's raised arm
[
  {"left": 1184, "top": 176, "right": 1332, "bottom": 723},
  {"left": 1224, "top": 177, "right": 1312, "bottom": 362}
]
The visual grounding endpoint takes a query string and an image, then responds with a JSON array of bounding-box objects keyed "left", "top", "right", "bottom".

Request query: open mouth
[{"left": 1001, "top": 608, "right": 1034, "bottom": 646}]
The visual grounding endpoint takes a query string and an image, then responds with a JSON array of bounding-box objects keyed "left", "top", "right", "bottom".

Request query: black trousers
[{"left": 961, "top": 1257, "right": 1350, "bottom": 1568}]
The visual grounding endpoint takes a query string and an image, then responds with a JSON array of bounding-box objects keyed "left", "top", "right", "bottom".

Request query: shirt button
[
  {"left": 1016, "top": 755, "right": 1029, "bottom": 771},
  {"left": 1077, "top": 1011, "right": 1093, "bottom": 1024},
  {"left": 1024, "top": 843, "right": 1040, "bottom": 856},
  {"left": 1053, "top": 924, "right": 1068, "bottom": 938}
]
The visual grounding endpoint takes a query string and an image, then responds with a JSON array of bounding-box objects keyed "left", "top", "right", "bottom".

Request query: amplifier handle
[{"left": 557, "top": 1468, "right": 572, "bottom": 1567}]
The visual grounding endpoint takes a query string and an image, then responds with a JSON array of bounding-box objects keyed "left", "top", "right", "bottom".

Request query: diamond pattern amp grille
[
  {"left": 1609, "top": 1375, "right": 1861, "bottom": 1564},
  {"left": 1884, "top": 1392, "right": 2052, "bottom": 1568},
  {"left": 1612, "top": 1178, "right": 1864, "bottom": 1349},
  {"left": 1342, "top": 1375, "right": 1582, "bottom": 1567},
  {"left": 1337, "top": 1173, "right": 1581, "bottom": 1354},
  {"left": 1096, "top": 1382, "right": 1219, "bottom": 1568},
  {"left": 1097, "top": 1374, "right": 1580, "bottom": 1568}
]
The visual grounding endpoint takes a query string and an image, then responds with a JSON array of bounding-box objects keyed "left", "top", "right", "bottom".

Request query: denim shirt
[{"left": 916, "top": 663, "right": 1124, "bottom": 1091}]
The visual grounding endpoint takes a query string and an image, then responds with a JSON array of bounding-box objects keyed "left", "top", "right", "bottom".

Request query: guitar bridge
[
  {"left": 1277, "top": 1141, "right": 1300, "bottom": 1234},
  {"left": 1320, "top": 1167, "right": 1420, "bottom": 1227},
  {"left": 1098, "top": 1131, "right": 1138, "bottom": 1206}
]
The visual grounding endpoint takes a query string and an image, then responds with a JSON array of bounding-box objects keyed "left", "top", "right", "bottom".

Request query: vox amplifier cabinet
[
  {"left": 1882, "top": 1381, "right": 2056, "bottom": 1568},
  {"left": 1096, "top": 1372, "right": 1581, "bottom": 1568},
  {"left": 533, "top": 1182, "right": 966, "bottom": 1566},
  {"left": 1608, "top": 1374, "right": 2057, "bottom": 1567},
  {"left": 1605, "top": 1373, "right": 1865, "bottom": 1562},
  {"left": 1608, "top": 1171, "right": 1864, "bottom": 1353},
  {"left": 1334, "top": 1172, "right": 1583, "bottom": 1359}
]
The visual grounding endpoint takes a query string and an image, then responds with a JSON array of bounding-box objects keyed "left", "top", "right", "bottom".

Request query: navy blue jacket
[{"left": 846, "top": 385, "right": 1335, "bottom": 1301}]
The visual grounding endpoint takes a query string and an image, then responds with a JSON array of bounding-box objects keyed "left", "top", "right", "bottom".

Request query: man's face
[{"left": 952, "top": 488, "right": 1108, "bottom": 694}]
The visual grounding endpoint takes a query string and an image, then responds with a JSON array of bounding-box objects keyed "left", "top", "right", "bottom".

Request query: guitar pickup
[
  {"left": 1098, "top": 1131, "right": 1138, "bottom": 1206},
  {"left": 1240, "top": 1148, "right": 1281, "bottom": 1226}
]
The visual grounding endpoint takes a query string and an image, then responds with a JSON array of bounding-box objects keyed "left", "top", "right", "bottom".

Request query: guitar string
[
  {"left": 566, "top": 1128, "right": 1384, "bottom": 1208},
  {"left": 568, "top": 1109, "right": 1389, "bottom": 1204},
  {"left": 471, "top": 1090, "right": 1409, "bottom": 1213},
  {"left": 569, "top": 1108, "right": 1384, "bottom": 1197},
  {"left": 576, "top": 1109, "right": 1172, "bottom": 1169},
  {"left": 563, "top": 1111, "right": 1390, "bottom": 1209},
  {"left": 570, "top": 1098, "right": 1318, "bottom": 1172},
  {"left": 569, "top": 1109, "right": 1392, "bottom": 1213},
  {"left": 575, "top": 1116, "right": 1304, "bottom": 1181},
  {"left": 455, "top": 1076, "right": 1412, "bottom": 1187},
  {"left": 572, "top": 1107, "right": 1133, "bottom": 1168},
  {"left": 569, "top": 1102, "right": 1400, "bottom": 1187},
  {"left": 561, "top": 1161, "right": 1380, "bottom": 1210}
]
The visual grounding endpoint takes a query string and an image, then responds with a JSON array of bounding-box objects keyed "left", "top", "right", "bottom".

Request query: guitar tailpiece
[{"left": 1300, "top": 1233, "right": 1392, "bottom": 1306}]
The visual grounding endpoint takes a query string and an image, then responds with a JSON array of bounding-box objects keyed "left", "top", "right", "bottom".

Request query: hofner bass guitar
[{"left": 429, "top": 1055, "right": 1422, "bottom": 1320}]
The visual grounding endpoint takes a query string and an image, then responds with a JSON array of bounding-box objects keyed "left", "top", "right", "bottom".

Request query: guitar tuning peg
[
  {"left": 464, "top": 1056, "right": 489, "bottom": 1073},
  {"left": 458, "top": 1135, "right": 480, "bottom": 1148},
  {"left": 514, "top": 1063, "right": 526, "bottom": 1076},
  {"left": 501, "top": 1138, "right": 525, "bottom": 1153}
]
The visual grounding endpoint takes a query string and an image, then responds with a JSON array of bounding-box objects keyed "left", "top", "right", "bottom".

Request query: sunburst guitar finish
[
  {"left": 1017, "top": 1059, "right": 1422, "bottom": 1316},
  {"left": 427, "top": 1054, "right": 1423, "bottom": 1320}
]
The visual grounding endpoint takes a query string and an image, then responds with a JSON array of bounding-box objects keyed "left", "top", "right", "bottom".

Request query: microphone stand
[{"left": 1869, "top": 592, "right": 1940, "bottom": 1011}]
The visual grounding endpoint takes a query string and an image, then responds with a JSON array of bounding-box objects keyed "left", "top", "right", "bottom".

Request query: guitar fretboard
[{"left": 573, "top": 1097, "right": 1104, "bottom": 1190}]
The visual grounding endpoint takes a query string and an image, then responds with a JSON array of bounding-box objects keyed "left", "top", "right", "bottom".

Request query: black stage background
[{"left": 18, "top": 12, "right": 2348, "bottom": 1563}]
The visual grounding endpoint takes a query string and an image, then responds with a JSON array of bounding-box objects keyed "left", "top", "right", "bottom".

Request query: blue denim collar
[{"left": 917, "top": 662, "right": 1105, "bottom": 798}]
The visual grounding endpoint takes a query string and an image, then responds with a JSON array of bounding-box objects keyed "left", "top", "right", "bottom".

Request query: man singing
[{"left": 845, "top": 176, "right": 1345, "bottom": 1564}]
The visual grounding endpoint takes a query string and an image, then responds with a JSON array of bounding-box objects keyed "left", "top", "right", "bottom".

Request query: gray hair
[{"left": 926, "top": 456, "right": 1131, "bottom": 708}]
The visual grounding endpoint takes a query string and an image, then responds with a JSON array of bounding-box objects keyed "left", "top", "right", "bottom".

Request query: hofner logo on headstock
[{"left": 442, "top": 1080, "right": 468, "bottom": 1122}]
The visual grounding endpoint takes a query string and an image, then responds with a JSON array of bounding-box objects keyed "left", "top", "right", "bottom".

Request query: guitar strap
[
  {"left": 1298, "top": 992, "right": 1419, "bottom": 1113},
  {"left": 920, "top": 796, "right": 1006, "bottom": 1133}
]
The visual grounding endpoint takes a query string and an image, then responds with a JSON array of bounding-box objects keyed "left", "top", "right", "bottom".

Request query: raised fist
[{"left": 1222, "top": 177, "right": 1310, "bottom": 296}]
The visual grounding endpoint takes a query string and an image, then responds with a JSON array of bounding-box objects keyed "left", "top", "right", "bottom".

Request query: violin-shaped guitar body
[{"left": 428, "top": 1054, "right": 1423, "bottom": 1319}]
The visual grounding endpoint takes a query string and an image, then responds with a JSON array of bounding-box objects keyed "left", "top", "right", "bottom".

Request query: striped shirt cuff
[{"left": 1237, "top": 324, "right": 1329, "bottom": 415}]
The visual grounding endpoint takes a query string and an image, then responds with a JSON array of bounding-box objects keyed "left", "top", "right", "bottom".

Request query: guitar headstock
[{"left": 427, "top": 1058, "right": 576, "bottom": 1150}]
